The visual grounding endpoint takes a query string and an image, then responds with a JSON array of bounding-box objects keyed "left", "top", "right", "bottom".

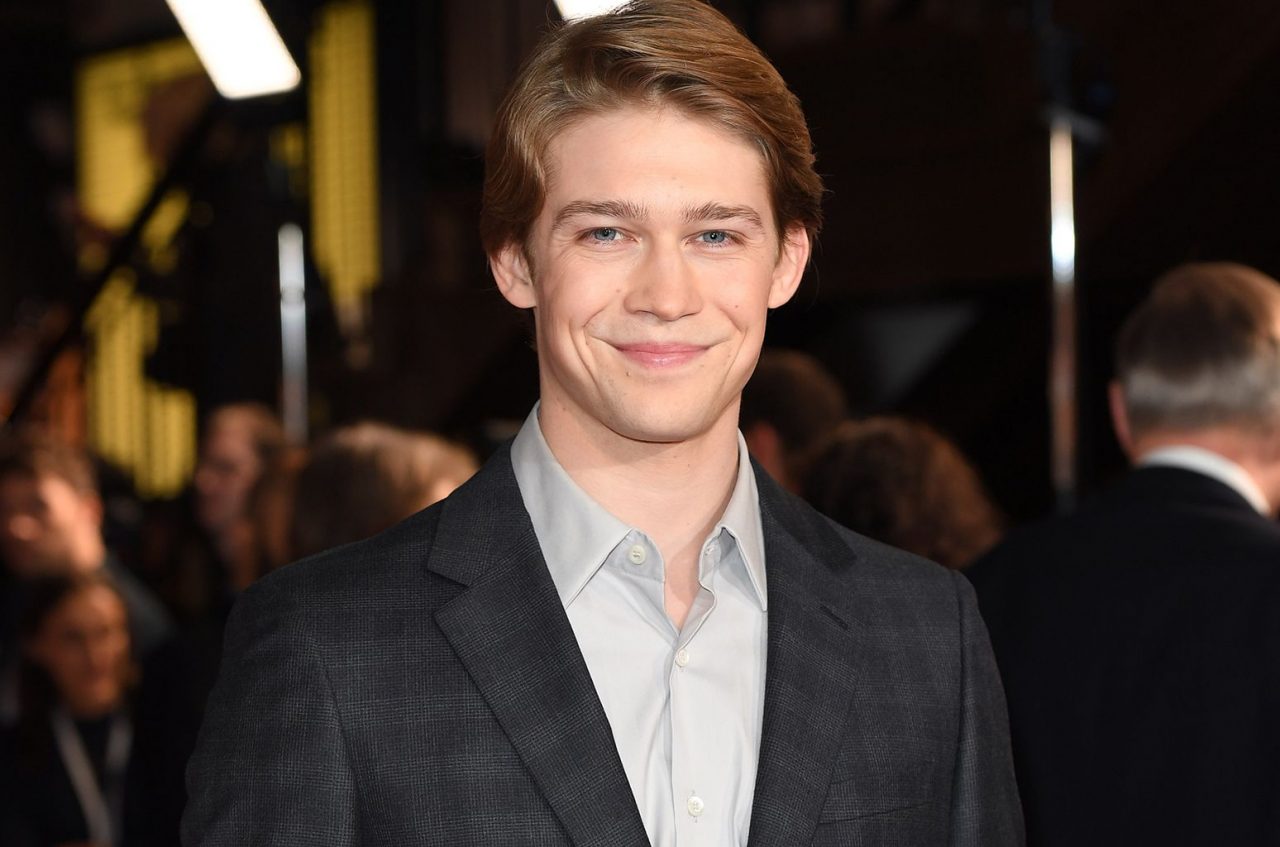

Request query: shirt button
[
  {"left": 675, "top": 647, "right": 690, "bottom": 668},
  {"left": 627, "top": 544, "right": 646, "bottom": 565},
  {"left": 687, "top": 795, "right": 705, "bottom": 817}
]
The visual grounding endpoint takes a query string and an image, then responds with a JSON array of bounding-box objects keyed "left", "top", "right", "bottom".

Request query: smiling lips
[{"left": 613, "top": 342, "right": 709, "bottom": 368}]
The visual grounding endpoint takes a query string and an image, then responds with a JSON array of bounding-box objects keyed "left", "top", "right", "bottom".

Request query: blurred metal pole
[
  {"left": 278, "top": 223, "right": 308, "bottom": 446},
  {"left": 1048, "top": 114, "right": 1077, "bottom": 511}
]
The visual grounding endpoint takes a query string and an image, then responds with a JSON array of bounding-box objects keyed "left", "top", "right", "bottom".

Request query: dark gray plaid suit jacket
[{"left": 183, "top": 444, "right": 1023, "bottom": 846}]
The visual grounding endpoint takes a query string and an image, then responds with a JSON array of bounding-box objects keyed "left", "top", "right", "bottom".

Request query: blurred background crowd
[{"left": 2, "top": 0, "right": 1280, "bottom": 845}]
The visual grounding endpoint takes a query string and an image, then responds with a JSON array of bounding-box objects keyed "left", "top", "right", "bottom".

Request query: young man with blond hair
[{"left": 184, "top": 2, "right": 1022, "bottom": 844}]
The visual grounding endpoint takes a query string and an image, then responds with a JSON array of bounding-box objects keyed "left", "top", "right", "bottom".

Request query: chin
[{"left": 606, "top": 408, "right": 720, "bottom": 446}]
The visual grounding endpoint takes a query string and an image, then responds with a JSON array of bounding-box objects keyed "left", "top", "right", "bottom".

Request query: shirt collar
[
  {"left": 1138, "top": 445, "right": 1271, "bottom": 516},
  {"left": 510, "top": 404, "right": 768, "bottom": 610}
]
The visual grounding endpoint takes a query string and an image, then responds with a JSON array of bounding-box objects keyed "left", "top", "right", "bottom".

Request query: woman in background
[
  {"left": 0, "top": 571, "right": 184, "bottom": 846},
  {"left": 803, "top": 417, "right": 1004, "bottom": 569},
  {"left": 290, "top": 423, "right": 479, "bottom": 560}
]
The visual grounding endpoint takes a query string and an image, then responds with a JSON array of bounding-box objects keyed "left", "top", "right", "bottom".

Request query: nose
[{"left": 623, "top": 241, "right": 703, "bottom": 321}]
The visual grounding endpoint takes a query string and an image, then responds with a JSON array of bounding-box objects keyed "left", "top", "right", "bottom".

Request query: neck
[
  {"left": 538, "top": 400, "right": 742, "bottom": 596},
  {"left": 216, "top": 521, "right": 259, "bottom": 591},
  {"left": 1133, "top": 428, "right": 1280, "bottom": 516},
  {"left": 65, "top": 696, "right": 122, "bottom": 721}
]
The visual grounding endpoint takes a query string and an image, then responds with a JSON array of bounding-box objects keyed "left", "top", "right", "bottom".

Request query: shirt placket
[{"left": 669, "top": 535, "right": 724, "bottom": 845}]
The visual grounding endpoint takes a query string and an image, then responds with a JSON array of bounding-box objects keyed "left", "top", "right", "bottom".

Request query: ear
[
  {"left": 768, "top": 226, "right": 810, "bottom": 309},
  {"left": 491, "top": 243, "right": 537, "bottom": 309},
  {"left": 1108, "top": 380, "right": 1135, "bottom": 461}
]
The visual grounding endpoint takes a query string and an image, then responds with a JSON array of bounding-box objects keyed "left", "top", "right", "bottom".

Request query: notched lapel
[
  {"left": 428, "top": 449, "right": 650, "bottom": 847},
  {"left": 747, "top": 477, "right": 870, "bottom": 847}
]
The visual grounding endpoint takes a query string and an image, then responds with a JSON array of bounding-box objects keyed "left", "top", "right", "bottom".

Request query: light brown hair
[
  {"left": 480, "top": 0, "right": 823, "bottom": 259},
  {"left": 290, "top": 423, "right": 478, "bottom": 559},
  {"left": 1116, "top": 262, "right": 1280, "bottom": 437}
]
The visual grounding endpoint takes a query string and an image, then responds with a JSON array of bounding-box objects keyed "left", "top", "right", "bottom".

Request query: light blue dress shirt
[{"left": 511, "top": 405, "right": 768, "bottom": 847}]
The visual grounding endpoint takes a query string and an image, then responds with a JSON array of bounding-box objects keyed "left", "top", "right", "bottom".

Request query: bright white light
[
  {"left": 1048, "top": 119, "right": 1076, "bottom": 285},
  {"left": 553, "top": 0, "right": 628, "bottom": 21},
  {"left": 165, "top": 0, "right": 301, "bottom": 99}
]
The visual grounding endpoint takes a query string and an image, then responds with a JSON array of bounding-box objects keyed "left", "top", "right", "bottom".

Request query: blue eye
[
  {"left": 590, "top": 228, "right": 620, "bottom": 242},
  {"left": 699, "top": 230, "right": 730, "bottom": 245}
]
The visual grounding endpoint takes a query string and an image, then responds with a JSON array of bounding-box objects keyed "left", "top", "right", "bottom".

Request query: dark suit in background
[
  {"left": 183, "top": 446, "right": 1022, "bottom": 846},
  {"left": 969, "top": 465, "right": 1280, "bottom": 846}
]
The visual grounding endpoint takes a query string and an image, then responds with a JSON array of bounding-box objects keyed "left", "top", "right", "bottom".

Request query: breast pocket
[{"left": 817, "top": 747, "right": 939, "bottom": 823}]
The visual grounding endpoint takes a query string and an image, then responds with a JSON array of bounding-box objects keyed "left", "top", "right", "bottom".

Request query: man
[
  {"left": 969, "top": 262, "right": 1280, "bottom": 846},
  {"left": 184, "top": 2, "right": 1021, "bottom": 844},
  {"left": 0, "top": 432, "right": 173, "bottom": 717},
  {"left": 741, "top": 349, "right": 848, "bottom": 492}
]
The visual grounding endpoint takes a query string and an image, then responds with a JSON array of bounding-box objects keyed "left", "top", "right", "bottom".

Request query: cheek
[
  {"left": 540, "top": 284, "right": 611, "bottom": 335},
  {"left": 45, "top": 649, "right": 84, "bottom": 682},
  {"left": 108, "top": 640, "right": 131, "bottom": 671}
]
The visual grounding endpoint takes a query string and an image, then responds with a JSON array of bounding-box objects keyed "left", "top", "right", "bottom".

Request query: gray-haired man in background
[{"left": 971, "top": 262, "right": 1280, "bottom": 846}]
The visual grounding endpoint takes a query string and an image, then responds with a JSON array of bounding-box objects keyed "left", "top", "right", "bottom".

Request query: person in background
[
  {"left": 244, "top": 446, "right": 307, "bottom": 577},
  {"left": 740, "top": 348, "right": 848, "bottom": 492},
  {"left": 289, "top": 423, "right": 478, "bottom": 560},
  {"left": 0, "top": 433, "right": 171, "bottom": 723},
  {"left": 968, "top": 262, "right": 1280, "bottom": 846},
  {"left": 803, "top": 417, "right": 1003, "bottom": 569},
  {"left": 191, "top": 403, "right": 285, "bottom": 594},
  {"left": 158, "top": 402, "right": 285, "bottom": 628},
  {"left": 145, "top": 438, "right": 306, "bottom": 776},
  {"left": 1, "top": 571, "right": 185, "bottom": 846}
]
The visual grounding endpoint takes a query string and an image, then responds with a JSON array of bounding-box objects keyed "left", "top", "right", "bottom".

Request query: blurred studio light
[
  {"left": 554, "top": 0, "right": 628, "bottom": 20},
  {"left": 1047, "top": 114, "right": 1078, "bottom": 508},
  {"left": 1048, "top": 120, "right": 1076, "bottom": 285},
  {"left": 278, "top": 224, "right": 309, "bottom": 445},
  {"left": 164, "top": 0, "right": 301, "bottom": 99}
]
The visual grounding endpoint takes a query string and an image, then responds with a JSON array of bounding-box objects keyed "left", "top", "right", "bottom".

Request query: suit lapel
[
  {"left": 747, "top": 474, "right": 870, "bottom": 847},
  {"left": 428, "top": 447, "right": 650, "bottom": 847}
]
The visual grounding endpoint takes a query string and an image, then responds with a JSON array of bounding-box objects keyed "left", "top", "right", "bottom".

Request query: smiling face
[{"left": 492, "top": 106, "right": 809, "bottom": 452}]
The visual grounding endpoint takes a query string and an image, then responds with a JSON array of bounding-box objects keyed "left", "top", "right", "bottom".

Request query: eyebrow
[
  {"left": 551, "top": 200, "right": 648, "bottom": 232},
  {"left": 550, "top": 199, "right": 767, "bottom": 233},
  {"left": 682, "top": 202, "right": 764, "bottom": 231}
]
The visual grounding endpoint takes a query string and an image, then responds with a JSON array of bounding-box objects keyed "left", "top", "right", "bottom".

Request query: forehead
[
  {"left": 47, "top": 586, "right": 128, "bottom": 629},
  {"left": 541, "top": 106, "right": 771, "bottom": 211},
  {"left": 203, "top": 422, "right": 259, "bottom": 458},
  {"left": 0, "top": 471, "right": 80, "bottom": 503}
]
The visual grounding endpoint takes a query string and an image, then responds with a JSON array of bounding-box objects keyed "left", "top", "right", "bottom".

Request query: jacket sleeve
[
  {"left": 948, "top": 570, "right": 1025, "bottom": 846},
  {"left": 181, "top": 578, "right": 360, "bottom": 846}
]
